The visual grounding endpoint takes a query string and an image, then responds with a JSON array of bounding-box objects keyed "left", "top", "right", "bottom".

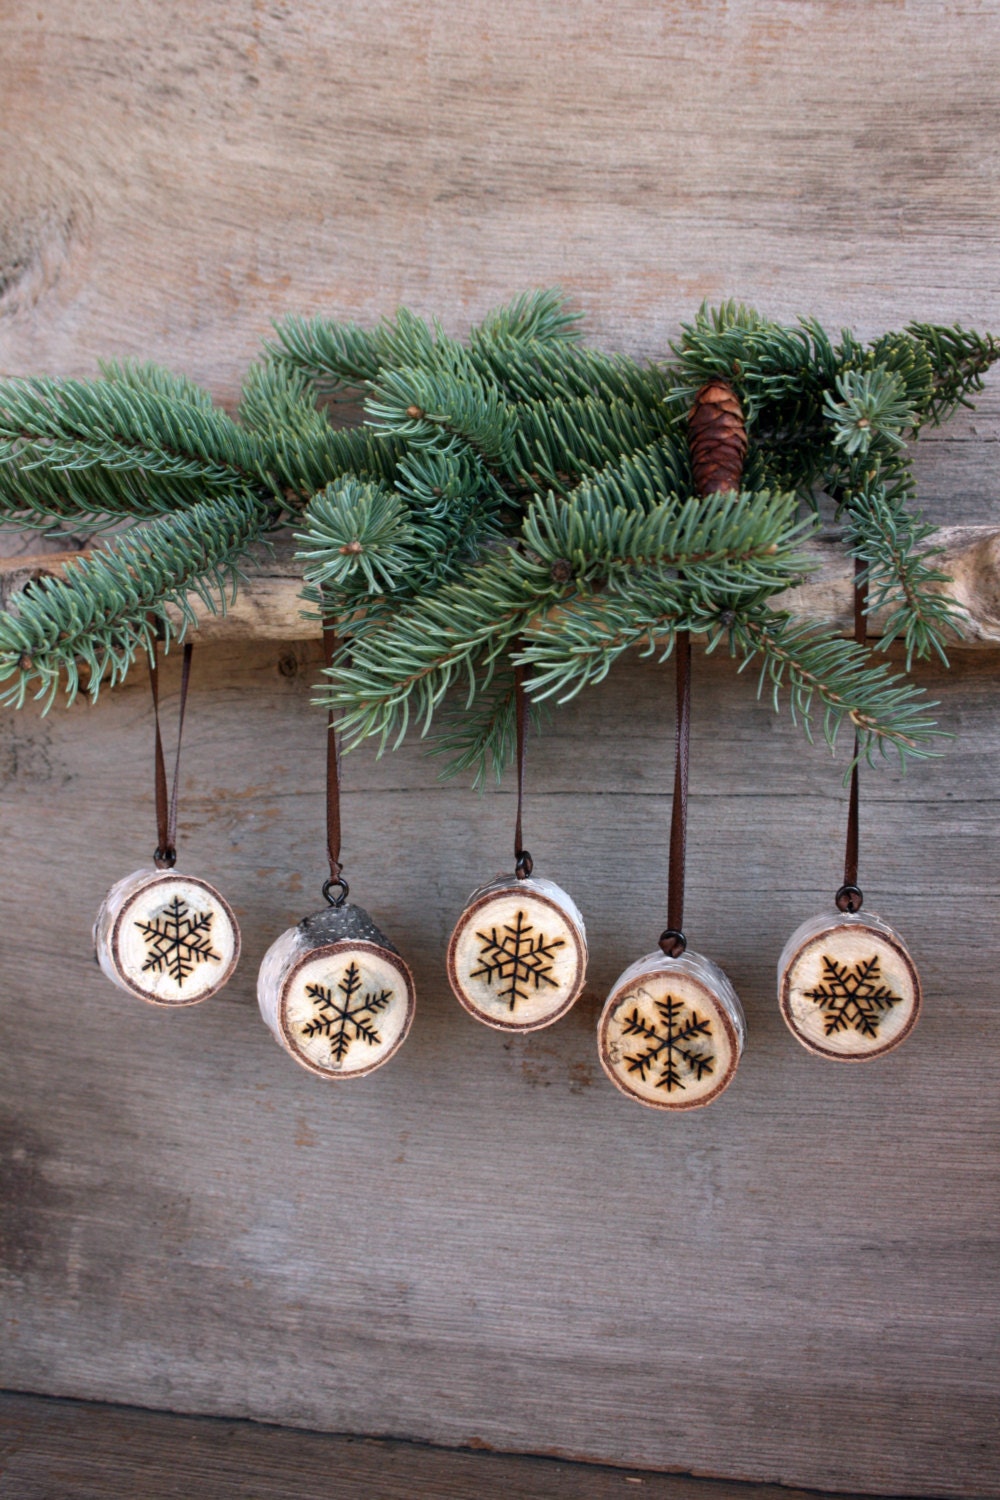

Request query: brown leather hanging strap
[
  {"left": 836, "top": 558, "right": 867, "bottom": 914},
  {"left": 148, "top": 637, "right": 193, "bottom": 869},
  {"left": 322, "top": 621, "right": 348, "bottom": 906},
  {"left": 513, "top": 659, "right": 533, "bottom": 879},
  {"left": 660, "top": 629, "right": 691, "bottom": 957}
]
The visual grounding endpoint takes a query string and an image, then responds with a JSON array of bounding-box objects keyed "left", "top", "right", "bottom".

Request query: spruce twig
[{"left": 0, "top": 291, "right": 992, "bottom": 784}]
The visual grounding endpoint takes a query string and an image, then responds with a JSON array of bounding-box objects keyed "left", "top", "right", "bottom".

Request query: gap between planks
[{"left": 0, "top": 1392, "right": 898, "bottom": 1500}]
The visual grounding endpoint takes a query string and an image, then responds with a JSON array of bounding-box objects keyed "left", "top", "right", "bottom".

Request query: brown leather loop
[
  {"left": 148, "top": 637, "right": 193, "bottom": 869},
  {"left": 665, "top": 629, "right": 691, "bottom": 944},
  {"left": 322, "top": 622, "right": 343, "bottom": 887},
  {"left": 513, "top": 655, "right": 532, "bottom": 878}
]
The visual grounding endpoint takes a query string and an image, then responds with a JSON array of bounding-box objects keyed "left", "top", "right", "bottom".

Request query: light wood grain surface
[
  {"left": 1, "top": 639, "right": 997, "bottom": 1498},
  {"left": 1, "top": 1, "right": 999, "bottom": 1496}
]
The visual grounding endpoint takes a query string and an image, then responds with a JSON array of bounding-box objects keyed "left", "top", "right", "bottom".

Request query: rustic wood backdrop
[{"left": 1, "top": 2, "right": 998, "bottom": 1495}]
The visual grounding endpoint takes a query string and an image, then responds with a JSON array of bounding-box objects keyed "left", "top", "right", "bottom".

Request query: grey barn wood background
[{"left": 1, "top": 2, "right": 999, "bottom": 1496}]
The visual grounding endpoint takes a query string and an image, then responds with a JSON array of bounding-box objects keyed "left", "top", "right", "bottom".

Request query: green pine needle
[
  {"left": 0, "top": 293, "right": 992, "bottom": 782},
  {"left": 0, "top": 493, "right": 272, "bottom": 709}
]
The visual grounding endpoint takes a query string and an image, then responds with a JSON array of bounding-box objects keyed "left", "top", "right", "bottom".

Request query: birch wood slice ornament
[
  {"left": 446, "top": 874, "right": 587, "bottom": 1031},
  {"left": 257, "top": 903, "right": 415, "bottom": 1079},
  {"left": 94, "top": 867, "right": 241, "bottom": 1006},
  {"left": 778, "top": 910, "right": 921, "bottom": 1060},
  {"left": 598, "top": 949, "right": 746, "bottom": 1110}
]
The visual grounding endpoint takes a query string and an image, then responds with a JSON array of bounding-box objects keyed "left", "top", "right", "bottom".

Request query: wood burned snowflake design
[
  {"left": 599, "top": 958, "right": 743, "bottom": 1110},
  {"left": 805, "top": 954, "right": 903, "bottom": 1038},
  {"left": 96, "top": 870, "right": 241, "bottom": 1006},
  {"left": 779, "top": 915, "right": 920, "bottom": 1060},
  {"left": 301, "top": 962, "right": 393, "bottom": 1064},
  {"left": 619, "top": 994, "right": 715, "bottom": 1093},
  {"left": 278, "top": 941, "right": 415, "bottom": 1078},
  {"left": 471, "top": 910, "right": 565, "bottom": 1011},
  {"left": 136, "top": 896, "right": 220, "bottom": 986},
  {"left": 447, "top": 879, "right": 587, "bottom": 1031}
]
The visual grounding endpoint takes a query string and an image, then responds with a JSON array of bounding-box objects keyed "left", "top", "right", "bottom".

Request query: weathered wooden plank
[
  {"left": 0, "top": 1393, "right": 882, "bottom": 1500},
  {"left": 2, "top": 0, "right": 1000, "bottom": 1493},
  {"left": 2, "top": 524, "right": 999, "bottom": 647},
  {"left": 2, "top": 1, "right": 1000, "bottom": 396},
  {"left": 0, "top": 640, "right": 997, "bottom": 1497}
]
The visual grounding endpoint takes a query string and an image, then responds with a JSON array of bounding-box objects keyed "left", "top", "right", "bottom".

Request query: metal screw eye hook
[
  {"left": 322, "top": 876, "right": 350, "bottom": 908},
  {"left": 659, "top": 928, "right": 687, "bottom": 959},
  {"left": 835, "top": 883, "right": 864, "bottom": 914}
]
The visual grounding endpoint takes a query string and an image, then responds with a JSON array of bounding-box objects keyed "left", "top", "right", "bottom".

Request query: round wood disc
[
  {"left": 96, "top": 868, "right": 240, "bottom": 1006},
  {"left": 779, "top": 912, "right": 921, "bottom": 1060},
  {"left": 277, "top": 939, "right": 415, "bottom": 1079},
  {"left": 598, "top": 950, "right": 744, "bottom": 1110},
  {"left": 446, "top": 876, "right": 587, "bottom": 1031}
]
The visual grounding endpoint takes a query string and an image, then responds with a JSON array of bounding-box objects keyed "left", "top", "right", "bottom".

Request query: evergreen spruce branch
[
  {"left": 841, "top": 485, "right": 959, "bottom": 667},
  {"left": 365, "top": 361, "right": 518, "bottom": 468},
  {"left": 268, "top": 306, "right": 437, "bottom": 393},
  {"left": 863, "top": 333, "right": 935, "bottom": 420},
  {"left": 239, "top": 359, "right": 409, "bottom": 502},
  {"left": 514, "top": 584, "right": 701, "bottom": 700},
  {"left": 0, "top": 493, "right": 272, "bottom": 709},
  {"left": 395, "top": 446, "right": 495, "bottom": 516},
  {"left": 471, "top": 288, "right": 583, "bottom": 346},
  {"left": 905, "top": 321, "right": 1000, "bottom": 424},
  {"left": 315, "top": 456, "right": 817, "bottom": 754},
  {"left": 0, "top": 453, "right": 231, "bottom": 526},
  {"left": 266, "top": 424, "right": 405, "bottom": 501},
  {"left": 238, "top": 360, "right": 336, "bottom": 440},
  {"left": 515, "top": 571, "right": 812, "bottom": 704},
  {"left": 427, "top": 662, "right": 545, "bottom": 788},
  {"left": 512, "top": 395, "right": 671, "bottom": 493},
  {"left": 666, "top": 304, "right": 847, "bottom": 498},
  {"left": 314, "top": 547, "right": 563, "bottom": 752},
  {"left": 470, "top": 335, "right": 673, "bottom": 409},
  {"left": 273, "top": 290, "right": 580, "bottom": 401},
  {"left": 728, "top": 609, "right": 941, "bottom": 763},
  {"left": 295, "top": 479, "right": 417, "bottom": 594},
  {"left": 0, "top": 296, "right": 991, "bottom": 779},
  {"left": 98, "top": 359, "right": 218, "bottom": 412},
  {"left": 668, "top": 303, "right": 838, "bottom": 420},
  {"left": 0, "top": 376, "right": 272, "bottom": 493},
  {"left": 392, "top": 450, "right": 504, "bottom": 584},
  {"left": 299, "top": 457, "right": 503, "bottom": 613},
  {"left": 819, "top": 361, "right": 959, "bottom": 666},
  {"left": 268, "top": 314, "right": 385, "bottom": 389},
  {"left": 518, "top": 591, "right": 939, "bottom": 763},
  {"left": 524, "top": 465, "right": 812, "bottom": 588},
  {"left": 823, "top": 367, "right": 915, "bottom": 457}
]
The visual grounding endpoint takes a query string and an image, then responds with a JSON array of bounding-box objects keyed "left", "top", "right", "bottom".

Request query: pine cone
[{"left": 689, "top": 380, "right": 747, "bottom": 496}]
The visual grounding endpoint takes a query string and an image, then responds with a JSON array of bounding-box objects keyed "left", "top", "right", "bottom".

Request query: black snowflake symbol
[
  {"left": 621, "top": 993, "right": 715, "bottom": 1093},
  {"left": 136, "top": 895, "right": 221, "bottom": 987},
  {"left": 805, "top": 953, "right": 903, "bottom": 1037},
  {"left": 471, "top": 909, "right": 566, "bottom": 1010},
  {"left": 301, "top": 962, "right": 393, "bottom": 1062}
]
